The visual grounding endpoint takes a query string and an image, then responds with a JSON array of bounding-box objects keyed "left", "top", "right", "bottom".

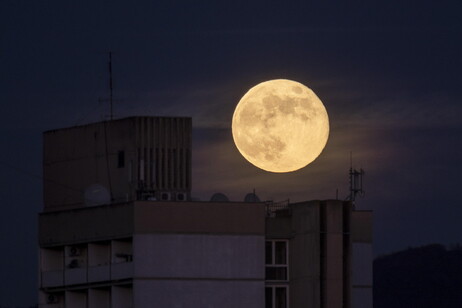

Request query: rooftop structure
[{"left": 43, "top": 116, "right": 192, "bottom": 210}]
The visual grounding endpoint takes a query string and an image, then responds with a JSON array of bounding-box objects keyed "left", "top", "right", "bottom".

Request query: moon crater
[{"left": 232, "top": 79, "right": 329, "bottom": 173}]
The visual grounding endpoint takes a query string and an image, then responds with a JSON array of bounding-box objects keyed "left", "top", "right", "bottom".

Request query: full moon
[{"left": 232, "top": 79, "right": 329, "bottom": 173}]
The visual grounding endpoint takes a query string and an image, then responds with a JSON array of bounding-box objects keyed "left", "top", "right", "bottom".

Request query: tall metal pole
[{"left": 109, "top": 51, "right": 113, "bottom": 120}]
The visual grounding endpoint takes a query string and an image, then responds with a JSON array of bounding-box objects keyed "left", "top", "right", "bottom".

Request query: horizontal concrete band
[
  {"left": 133, "top": 280, "right": 265, "bottom": 308},
  {"left": 40, "top": 278, "right": 133, "bottom": 292},
  {"left": 134, "top": 201, "right": 265, "bottom": 234},
  {"left": 39, "top": 232, "right": 264, "bottom": 247},
  {"left": 39, "top": 201, "right": 266, "bottom": 246},
  {"left": 40, "top": 277, "right": 265, "bottom": 292},
  {"left": 134, "top": 277, "right": 264, "bottom": 281}
]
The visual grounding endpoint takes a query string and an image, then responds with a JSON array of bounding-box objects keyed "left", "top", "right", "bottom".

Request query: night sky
[{"left": 1, "top": 1, "right": 461, "bottom": 306}]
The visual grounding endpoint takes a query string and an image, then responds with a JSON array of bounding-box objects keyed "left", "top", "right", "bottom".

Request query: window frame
[
  {"left": 265, "top": 239, "right": 289, "bottom": 282},
  {"left": 265, "top": 284, "right": 290, "bottom": 308}
]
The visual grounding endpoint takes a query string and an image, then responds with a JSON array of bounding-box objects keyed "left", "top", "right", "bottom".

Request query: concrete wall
[
  {"left": 39, "top": 203, "right": 133, "bottom": 246},
  {"left": 134, "top": 234, "right": 264, "bottom": 279},
  {"left": 43, "top": 118, "right": 136, "bottom": 209},
  {"left": 88, "top": 242, "right": 111, "bottom": 267},
  {"left": 351, "top": 210, "right": 373, "bottom": 308},
  {"left": 43, "top": 116, "right": 192, "bottom": 210},
  {"left": 38, "top": 198, "right": 369, "bottom": 308},
  {"left": 289, "top": 201, "right": 321, "bottom": 308},
  {"left": 266, "top": 215, "right": 291, "bottom": 238},
  {"left": 266, "top": 200, "right": 359, "bottom": 308},
  {"left": 131, "top": 202, "right": 266, "bottom": 308},
  {"left": 352, "top": 243, "right": 372, "bottom": 287},
  {"left": 66, "top": 291, "right": 87, "bottom": 308},
  {"left": 351, "top": 211, "right": 372, "bottom": 243},
  {"left": 39, "top": 200, "right": 265, "bottom": 307},
  {"left": 88, "top": 288, "right": 110, "bottom": 308},
  {"left": 112, "top": 286, "right": 132, "bottom": 308},
  {"left": 133, "top": 280, "right": 264, "bottom": 308},
  {"left": 352, "top": 243, "right": 372, "bottom": 308},
  {"left": 352, "top": 287, "right": 373, "bottom": 308},
  {"left": 39, "top": 201, "right": 265, "bottom": 246},
  {"left": 322, "top": 201, "right": 346, "bottom": 308},
  {"left": 41, "top": 247, "right": 63, "bottom": 271},
  {"left": 134, "top": 201, "right": 265, "bottom": 235}
]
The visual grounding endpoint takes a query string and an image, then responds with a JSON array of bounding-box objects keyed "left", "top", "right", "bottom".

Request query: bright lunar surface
[{"left": 232, "top": 79, "right": 329, "bottom": 173}]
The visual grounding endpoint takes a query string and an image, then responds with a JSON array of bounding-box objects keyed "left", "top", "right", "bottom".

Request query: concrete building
[
  {"left": 38, "top": 200, "right": 265, "bottom": 307},
  {"left": 38, "top": 117, "right": 372, "bottom": 308},
  {"left": 265, "top": 200, "right": 373, "bottom": 308},
  {"left": 43, "top": 116, "right": 192, "bottom": 210}
]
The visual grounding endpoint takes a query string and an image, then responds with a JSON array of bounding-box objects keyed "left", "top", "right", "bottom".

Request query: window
[
  {"left": 266, "top": 286, "right": 289, "bottom": 308},
  {"left": 266, "top": 240, "right": 289, "bottom": 308},
  {"left": 118, "top": 151, "right": 125, "bottom": 168},
  {"left": 266, "top": 240, "right": 289, "bottom": 281}
]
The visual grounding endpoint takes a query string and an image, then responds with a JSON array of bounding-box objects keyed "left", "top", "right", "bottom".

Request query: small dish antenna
[
  {"left": 210, "top": 193, "right": 229, "bottom": 202},
  {"left": 84, "top": 184, "right": 111, "bottom": 206},
  {"left": 244, "top": 192, "right": 261, "bottom": 202}
]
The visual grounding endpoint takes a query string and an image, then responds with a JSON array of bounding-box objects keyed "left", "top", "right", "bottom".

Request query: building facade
[
  {"left": 38, "top": 117, "right": 372, "bottom": 308},
  {"left": 43, "top": 116, "right": 192, "bottom": 210},
  {"left": 265, "top": 200, "right": 373, "bottom": 308},
  {"left": 39, "top": 201, "right": 265, "bottom": 308}
]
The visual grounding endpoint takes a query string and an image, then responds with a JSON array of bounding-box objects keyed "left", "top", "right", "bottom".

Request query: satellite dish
[
  {"left": 84, "top": 184, "right": 110, "bottom": 206},
  {"left": 210, "top": 193, "right": 229, "bottom": 202},
  {"left": 244, "top": 193, "right": 261, "bottom": 202}
]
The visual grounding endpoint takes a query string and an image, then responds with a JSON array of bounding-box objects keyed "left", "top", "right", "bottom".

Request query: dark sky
[{"left": 1, "top": 0, "right": 461, "bottom": 306}]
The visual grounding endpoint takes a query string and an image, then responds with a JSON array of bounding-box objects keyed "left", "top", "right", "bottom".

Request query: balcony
[
  {"left": 41, "top": 270, "right": 64, "bottom": 288},
  {"left": 41, "top": 262, "right": 133, "bottom": 288},
  {"left": 266, "top": 200, "right": 291, "bottom": 217},
  {"left": 65, "top": 267, "right": 87, "bottom": 285},
  {"left": 88, "top": 264, "right": 110, "bottom": 283},
  {"left": 41, "top": 239, "right": 133, "bottom": 288},
  {"left": 38, "top": 304, "right": 63, "bottom": 308},
  {"left": 111, "top": 262, "right": 133, "bottom": 280}
]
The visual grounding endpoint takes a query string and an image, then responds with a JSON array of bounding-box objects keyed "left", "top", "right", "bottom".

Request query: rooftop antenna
[
  {"left": 98, "top": 51, "right": 116, "bottom": 120},
  {"left": 347, "top": 151, "right": 365, "bottom": 207},
  {"left": 100, "top": 52, "right": 114, "bottom": 202},
  {"left": 108, "top": 51, "right": 113, "bottom": 120}
]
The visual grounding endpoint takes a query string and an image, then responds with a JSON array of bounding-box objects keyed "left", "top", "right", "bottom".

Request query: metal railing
[{"left": 265, "top": 200, "right": 291, "bottom": 217}]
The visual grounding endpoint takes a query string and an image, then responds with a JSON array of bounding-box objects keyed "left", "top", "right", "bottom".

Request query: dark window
[
  {"left": 275, "top": 287, "right": 287, "bottom": 308},
  {"left": 118, "top": 151, "right": 125, "bottom": 168},
  {"left": 265, "top": 240, "right": 289, "bottom": 282},
  {"left": 266, "top": 241, "right": 273, "bottom": 264},
  {"left": 266, "top": 267, "right": 288, "bottom": 281},
  {"left": 275, "top": 242, "right": 287, "bottom": 264},
  {"left": 266, "top": 286, "right": 288, "bottom": 308},
  {"left": 265, "top": 288, "right": 273, "bottom": 308}
]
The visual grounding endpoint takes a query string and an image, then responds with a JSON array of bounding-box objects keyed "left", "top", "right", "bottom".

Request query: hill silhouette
[{"left": 374, "top": 244, "right": 462, "bottom": 308}]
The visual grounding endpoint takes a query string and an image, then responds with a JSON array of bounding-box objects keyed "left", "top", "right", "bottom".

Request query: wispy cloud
[{"left": 116, "top": 77, "right": 461, "bottom": 204}]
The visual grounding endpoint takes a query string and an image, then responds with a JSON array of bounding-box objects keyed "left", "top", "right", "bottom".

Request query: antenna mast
[
  {"left": 108, "top": 51, "right": 113, "bottom": 120},
  {"left": 348, "top": 152, "right": 365, "bottom": 206}
]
